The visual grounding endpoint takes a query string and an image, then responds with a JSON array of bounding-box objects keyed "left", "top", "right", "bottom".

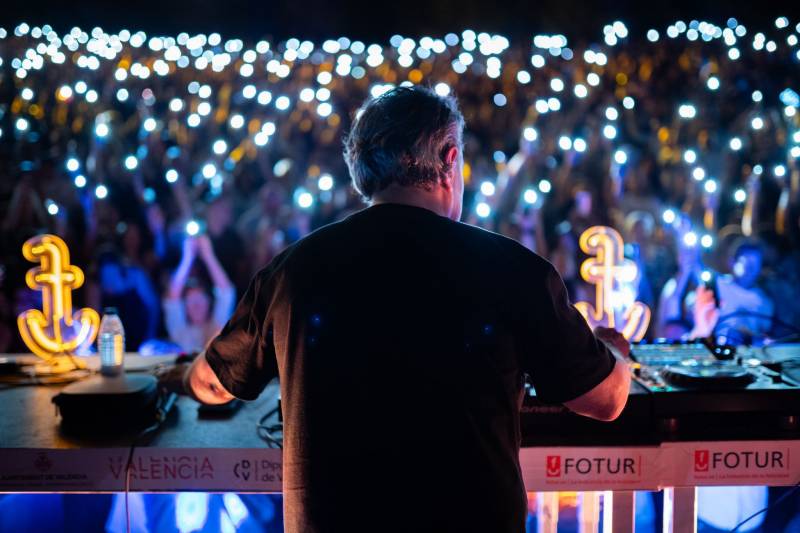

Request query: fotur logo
[
  {"left": 694, "top": 450, "right": 710, "bottom": 472},
  {"left": 544, "top": 455, "right": 638, "bottom": 477},
  {"left": 694, "top": 449, "right": 786, "bottom": 472},
  {"left": 546, "top": 456, "right": 561, "bottom": 477}
]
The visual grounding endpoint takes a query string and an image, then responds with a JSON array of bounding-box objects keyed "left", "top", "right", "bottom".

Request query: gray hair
[{"left": 343, "top": 85, "right": 464, "bottom": 200}]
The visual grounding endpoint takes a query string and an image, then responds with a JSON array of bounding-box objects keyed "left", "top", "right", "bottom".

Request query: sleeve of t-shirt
[
  {"left": 203, "top": 262, "right": 282, "bottom": 401},
  {"left": 515, "top": 258, "right": 616, "bottom": 404}
]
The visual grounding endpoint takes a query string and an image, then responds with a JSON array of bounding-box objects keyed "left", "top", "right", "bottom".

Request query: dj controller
[{"left": 520, "top": 342, "right": 800, "bottom": 445}]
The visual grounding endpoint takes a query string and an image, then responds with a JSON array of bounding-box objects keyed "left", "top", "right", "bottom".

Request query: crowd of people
[{"left": 1, "top": 17, "right": 799, "bottom": 355}]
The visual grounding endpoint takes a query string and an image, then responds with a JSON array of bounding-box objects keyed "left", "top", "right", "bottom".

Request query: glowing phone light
[
  {"left": 17, "top": 234, "right": 99, "bottom": 370},
  {"left": 186, "top": 220, "right": 201, "bottom": 236},
  {"left": 538, "top": 179, "right": 552, "bottom": 193},
  {"left": 574, "top": 226, "right": 651, "bottom": 341}
]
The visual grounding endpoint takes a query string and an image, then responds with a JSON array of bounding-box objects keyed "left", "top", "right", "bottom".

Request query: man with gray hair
[{"left": 185, "top": 86, "right": 630, "bottom": 532}]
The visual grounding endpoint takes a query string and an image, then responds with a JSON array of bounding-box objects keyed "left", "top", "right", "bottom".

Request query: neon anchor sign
[
  {"left": 17, "top": 234, "right": 99, "bottom": 369},
  {"left": 574, "top": 226, "right": 651, "bottom": 341}
]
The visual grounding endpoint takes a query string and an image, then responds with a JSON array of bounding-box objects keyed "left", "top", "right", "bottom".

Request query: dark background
[{"left": 1, "top": 0, "right": 797, "bottom": 41}]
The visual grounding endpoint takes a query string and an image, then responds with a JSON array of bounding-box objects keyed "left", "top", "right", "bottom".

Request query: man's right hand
[
  {"left": 183, "top": 351, "right": 236, "bottom": 405},
  {"left": 562, "top": 327, "right": 631, "bottom": 422}
]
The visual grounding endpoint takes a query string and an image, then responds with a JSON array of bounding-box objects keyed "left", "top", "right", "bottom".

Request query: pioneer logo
[
  {"left": 546, "top": 456, "right": 561, "bottom": 477},
  {"left": 544, "top": 455, "right": 638, "bottom": 477},
  {"left": 693, "top": 449, "right": 785, "bottom": 472}
]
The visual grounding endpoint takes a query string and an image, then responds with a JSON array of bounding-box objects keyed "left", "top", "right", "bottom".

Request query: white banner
[
  {"left": 519, "top": 446, "right": 662, "bottom": 491},
  {"left": 0, "top": 448, "right": 283, "bottom": 493},
  {"left": 662, "top": 440, "right": 800, "bottom": 487},
  {"left": 1, "top": 441, "right": 798, "bottom": 493}
]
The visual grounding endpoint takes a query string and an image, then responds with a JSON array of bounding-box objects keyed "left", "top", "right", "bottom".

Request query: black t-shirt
[{"left": 205, "top": 203, "right": 616, "bottom": 533}]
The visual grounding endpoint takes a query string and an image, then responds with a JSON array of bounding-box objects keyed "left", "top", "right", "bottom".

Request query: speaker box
[{"left": 53, "top": 374, "right": 159, "bottom": 434}]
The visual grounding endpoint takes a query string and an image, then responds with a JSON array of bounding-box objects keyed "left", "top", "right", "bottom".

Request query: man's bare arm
[
  {"left": 183, "top": 351, "right": 236, "bottom": 405},
  {"left": 563, "top": 327, "right": 631, "bottom": 422}
]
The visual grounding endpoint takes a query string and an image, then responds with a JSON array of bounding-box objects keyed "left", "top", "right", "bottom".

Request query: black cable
[
  {"left": 124, "top": 422, "right": 159, "bottom": 533},
  {"left": 762, "top": 334, "right": 800, "bottom": 361},
  {"left": 256, "top": 404, "right": 283, "bottom": 448},
  {"left": 257, "top": 418, "right": 282, "bottom": 447},
  {"left": 766, "top": 333, "right": 800, "bottom": 344},
  {"left": 729, "top": 481, "right": 800, "bottom": 532},
  {"left": 714, "top": 311, "right": 800, "bottom": 338},
  {"left": 124, "top": 392, "right": 177, "bottom": 533}
]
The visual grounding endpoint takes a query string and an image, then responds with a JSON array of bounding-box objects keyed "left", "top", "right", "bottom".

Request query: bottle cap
[{"left": 103, "top": 307, "right": 119, "bottom": 315}]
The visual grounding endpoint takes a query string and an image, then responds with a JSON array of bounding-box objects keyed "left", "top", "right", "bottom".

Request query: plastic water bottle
[{"left": 98, "top": 307, "right": 125, "bottom": 376}]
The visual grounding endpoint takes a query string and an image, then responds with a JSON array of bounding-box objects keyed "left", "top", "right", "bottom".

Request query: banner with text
[
  {"left": 0, "top": 448, "right": 283, "bottom": 493},
  {"left": 662, "top": 440, "right": 799, "bottom": 487},
  {"left": 519, "top": 446, "right": 663, "bottom": 491},
  {"left": 2, "top": 442, "right": 799, "bottom": 493}
]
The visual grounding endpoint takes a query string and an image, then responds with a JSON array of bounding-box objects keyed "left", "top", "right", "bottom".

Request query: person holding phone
[{"left": 162, "top": 233, "right": 236, "bottom": 353}]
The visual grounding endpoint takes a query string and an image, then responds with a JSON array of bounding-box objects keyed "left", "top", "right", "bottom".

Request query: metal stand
[
  {"left": 663, "top": 487, "right": 697, "bottom": 533},
  {"left": 603, "top": 490, "right": 635, "bottom": 533},
  {"left": 536, "top": 491, "right": 559, "bottom": 533}
]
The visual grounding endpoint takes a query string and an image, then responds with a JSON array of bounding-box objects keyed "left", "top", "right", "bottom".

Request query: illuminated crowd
[{"left": 1, "top": 16, "right": 800, "bottom": 354}]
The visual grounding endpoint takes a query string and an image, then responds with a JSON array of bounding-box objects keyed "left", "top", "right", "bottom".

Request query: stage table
[{"left": 1, "top": 354, "right": 798, "bottom": 533}]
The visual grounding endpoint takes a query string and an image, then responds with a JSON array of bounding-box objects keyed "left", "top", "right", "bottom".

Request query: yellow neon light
[
  {"left": 17, "top": 234, "right": 100, "bottom": 363},
  {"left": 574, "top": 226, "right": 651, "bottom": 342}
]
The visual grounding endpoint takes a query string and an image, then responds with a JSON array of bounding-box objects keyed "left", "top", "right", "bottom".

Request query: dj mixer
[{"left": 521, "top": 342, "right": 800, "bottom": 445}]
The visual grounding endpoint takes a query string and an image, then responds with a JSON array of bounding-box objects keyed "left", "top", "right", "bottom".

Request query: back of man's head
[{"left": 343, "top": 86, "right": 464, "bottom": 200}]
